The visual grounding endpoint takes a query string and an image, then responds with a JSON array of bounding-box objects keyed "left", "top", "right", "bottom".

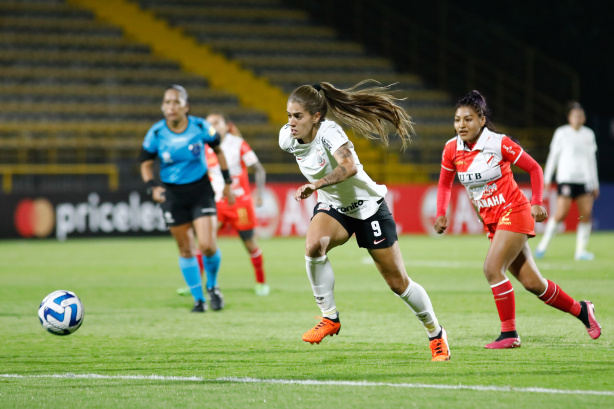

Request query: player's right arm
[
  {"left": 543, "top": 128, "right": 563, "bottom": 192},
  {"left": 140, "top": 125, "right": 166, "bottom": 203},
  {"left": 434, "top": 140, "right": 457, "bottom": 234},
  {"left": 294, "top": 142, "right": 357, "bottom": 201}
]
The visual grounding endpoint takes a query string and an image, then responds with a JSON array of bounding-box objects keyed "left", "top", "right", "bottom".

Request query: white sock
[
  {"left": 537, "top": 218, "right": 560, "bottom": 253},
  {"left": 398, "top": 280, "right": 440, "bottom": 338},
  {"left": 305, "top": 255, "right": 337, "bottom": 319},
  {"left": 576, "top": 222, "right": 592, "bottom": 256}
]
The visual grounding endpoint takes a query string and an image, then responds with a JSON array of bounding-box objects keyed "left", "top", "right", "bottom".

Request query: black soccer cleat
[
  {"left": 191, "top": 300, "right": 207, "bottom": 313},
  {"left": 207, "top": 286, "right": 225, "bottom": 311}
]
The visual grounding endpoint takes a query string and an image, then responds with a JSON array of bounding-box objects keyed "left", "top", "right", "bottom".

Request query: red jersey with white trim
[
  {"left": 206, "top": 133, "right": 259, "bottom": 203},
  {"left": 441, "top": 128, "right": 529, "bottom": 224}
]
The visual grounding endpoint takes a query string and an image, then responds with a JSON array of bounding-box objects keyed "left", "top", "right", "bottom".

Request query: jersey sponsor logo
[
  {"left": 453, "top": 160, "right": 466, "bottom": 166},
  {"left": 321, "top": 137, "right": 332, "bottom": 151},
  {"left": 458, "top": 172, "right": 483, "bottom": 182},
  {"left": 374, "top": 238, "right": 386, "bottom": 245},
  {"left": 285, "top": 147, "right": 298, "bottom": 153},
  {"left": 337, "top": 200, "right": 365, "bottom": 213},
  {"left": 502, "top": 145, "right": 516, "bottom": 156},
  {"left": 475, "top": 193, "right": 506, "bottom": 209}
]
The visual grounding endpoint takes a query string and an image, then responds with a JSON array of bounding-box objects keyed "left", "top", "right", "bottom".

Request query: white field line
[
  {"left": 1, "top": 374, "right": 612, "bottom": 396},
  {"left": 361, "top": 257, "right": 573, "bottom": 270}
]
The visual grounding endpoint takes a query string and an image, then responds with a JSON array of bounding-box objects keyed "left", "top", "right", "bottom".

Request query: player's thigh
[
  {"left": 305, "top": 212, "right": 350, "bottom": 257},
  {"left": 169, "top": 223, "right": 195, "bottom": 257},
  {"left": 554, "top": 195, "right": 572, "bottom": 221},
  {"left": 575, "top": 194, "right": 594, "bottom": 219},
  {"left": 484, "top": 230, "right": 527, "bottom": 284},
  {"left": 193, "top": 215, "right": 218, "bottom": 255}
]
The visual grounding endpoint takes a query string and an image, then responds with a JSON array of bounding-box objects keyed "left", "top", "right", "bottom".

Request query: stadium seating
[{"left": 0, "top": 0, "right": 459, "bottom": 191}]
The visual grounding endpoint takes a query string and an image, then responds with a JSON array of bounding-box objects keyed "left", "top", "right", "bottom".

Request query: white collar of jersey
[{"left": 456, "top": 127, "right": 495, "bottom": 152}]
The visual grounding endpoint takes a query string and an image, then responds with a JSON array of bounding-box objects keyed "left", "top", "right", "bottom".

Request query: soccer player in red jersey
[{"left": 434, "top": 90, "right": 601, "bottom": 349}]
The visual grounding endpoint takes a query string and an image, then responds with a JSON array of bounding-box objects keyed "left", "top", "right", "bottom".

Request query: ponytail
[{"left": 288, "top": 80, "right": 414, "bottom": 149}]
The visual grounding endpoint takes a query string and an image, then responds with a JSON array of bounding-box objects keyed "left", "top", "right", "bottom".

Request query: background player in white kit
[
  {"left": 281, "top": 80, "right": 451, "bottom": 361},
  {"left": 535, "top": 102, "right": 599, "bottom": 260}
]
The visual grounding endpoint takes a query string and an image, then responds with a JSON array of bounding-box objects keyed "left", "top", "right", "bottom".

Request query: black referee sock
[{"left": 495, "top": 331, "right": 519, "bottom": 341}]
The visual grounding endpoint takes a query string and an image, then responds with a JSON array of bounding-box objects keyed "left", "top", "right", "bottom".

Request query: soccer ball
[{"left": 38, "top": 290, "right": 84, "bottom": 335}]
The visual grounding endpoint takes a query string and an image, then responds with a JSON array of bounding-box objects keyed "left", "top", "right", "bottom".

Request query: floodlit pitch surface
[{"left": 1, "top": 233, "right": 612, "bottom": 408}]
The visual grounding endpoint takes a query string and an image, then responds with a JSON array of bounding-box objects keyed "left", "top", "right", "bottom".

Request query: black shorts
[
  {"left": 313, "top": 199, "right": 398, "bottom": 249},
  {"left": 557, "top": 183, "right": 592, "bottom": 199},
  {"left": 160, "top": 175, "right": 217, "bottom": 227}
]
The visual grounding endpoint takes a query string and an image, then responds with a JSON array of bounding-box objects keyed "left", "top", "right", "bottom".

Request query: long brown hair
[{"left": 288, "top": 80, "right": 414, "bottom": 149}]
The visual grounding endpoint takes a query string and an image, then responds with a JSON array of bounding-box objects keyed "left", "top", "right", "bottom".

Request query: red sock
[
  {"left": 250, "top": 248, "right": 265, "bottom": 284},
  {"left": 538, "top": 279, "right": 581, "bottom": 316},
  {"left": 195, "top": 251, "right": 204, "bottom": 278},
  {"left": 491, "top": 279, "right": 516, "bottom": 332}
]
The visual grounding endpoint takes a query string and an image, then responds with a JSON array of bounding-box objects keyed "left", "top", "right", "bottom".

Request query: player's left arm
[
  {"left": 504, "top": 137, "right": 547, "bottom": 222},
  {"left": 240, "top": 141, "right": 266, "bottom": 206},
  {"left": 294, "top": 142, "right": 357, "bottom": 201},
  {"left": 249, "top": 161, "right": 266, "bottom": 206},
  {"left": 212, "top": 144, "right": 235, "bottom": 205}
]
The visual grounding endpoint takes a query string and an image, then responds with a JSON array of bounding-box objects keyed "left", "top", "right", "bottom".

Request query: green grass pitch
[{"left": 0, "top": 232, "right": 612, "bottom": 408}]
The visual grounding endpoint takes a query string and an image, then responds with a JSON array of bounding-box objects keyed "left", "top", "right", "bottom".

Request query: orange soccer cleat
[
  {"left": 429, "top": 327, "right": 451, "bottom": 361},
  {"left": 302, "top": 316, "right": 341, "bottom": 344}
]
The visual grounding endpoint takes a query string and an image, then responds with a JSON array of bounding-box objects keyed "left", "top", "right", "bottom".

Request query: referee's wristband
[
  {"left": 145, "top": 179, "right": 159, "bottom": 196},
  {"left": 221, "top": 169, "right": 232, "bottom": 185}
]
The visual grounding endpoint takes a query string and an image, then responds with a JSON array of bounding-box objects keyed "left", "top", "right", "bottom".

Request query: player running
[
  {"left": 281, "top": 80, "right": 451, "bottom": 361},
  {"left": 434, "top": 90, "right": 601, "bottom": 348}
]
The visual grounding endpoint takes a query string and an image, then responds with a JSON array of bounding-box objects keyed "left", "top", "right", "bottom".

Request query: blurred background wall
[{"left": 1, "top": 0, "right": 611, "bottom": 238}]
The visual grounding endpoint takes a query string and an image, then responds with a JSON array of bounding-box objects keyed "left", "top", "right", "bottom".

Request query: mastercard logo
[{"left": 14, "top": 198, "right": 55, "bottom": 238}]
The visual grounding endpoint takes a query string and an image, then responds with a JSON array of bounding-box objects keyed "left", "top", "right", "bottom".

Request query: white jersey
[
  {"left": 279, "top": 120, "right": 387, "bottom": 219},
  {"left": 543, "top": 124, "right": 599, "bottom": 189}
]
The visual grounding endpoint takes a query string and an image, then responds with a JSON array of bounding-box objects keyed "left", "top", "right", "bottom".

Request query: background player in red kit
[
  {"left": 205, "top": 113, "right": 269, "bottom": 295},
  {"left": 434, "top": 90, "right": 601, "bottom": 349}
]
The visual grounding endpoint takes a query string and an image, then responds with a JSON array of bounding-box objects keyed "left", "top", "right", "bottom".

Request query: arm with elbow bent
[
  {"left": 515, "top": 152, "right": 548, "bottom": 222},
  {"left": 140, "top": 159, "right": 166, "bottom": 203},
  {"left": 294, "top": 142, "right": 358, "bottom": 201}
]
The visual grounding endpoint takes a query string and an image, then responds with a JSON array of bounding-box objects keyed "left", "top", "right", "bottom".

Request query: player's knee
[
  {"left": 483, "top": 263, "right": 505, "bottom": 282},
  {"left": 199, "top": 244, "right": 216, "bottom": 257},
  {"left": 305, "top": 237, "right": 330, "bottom": 258},
  {"left": 386, "top": 275, "right": 409, "bottom": 295}
]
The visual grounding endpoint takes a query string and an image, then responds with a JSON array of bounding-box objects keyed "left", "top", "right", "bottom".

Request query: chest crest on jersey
[{"left": 316, "top": 147, "right": 326, "bottom": 167}]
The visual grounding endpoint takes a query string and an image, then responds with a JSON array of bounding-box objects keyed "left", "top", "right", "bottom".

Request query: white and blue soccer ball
[{"left": 38, "top": 290, "right": 84, "bottom": 336}]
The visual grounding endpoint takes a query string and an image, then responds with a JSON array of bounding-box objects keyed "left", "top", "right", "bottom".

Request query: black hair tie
[{"left": 312, "top": 83, "right": 322, "bottom": 92}]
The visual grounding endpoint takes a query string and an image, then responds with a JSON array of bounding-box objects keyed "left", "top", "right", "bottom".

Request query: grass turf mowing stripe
[{"left": 2, "top": 374, "right": 613, "bottom": 396}]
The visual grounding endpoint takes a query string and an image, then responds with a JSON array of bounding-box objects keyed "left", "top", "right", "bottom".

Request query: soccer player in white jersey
[
  {"left": 434, "top": 91, "right": 601, "bottom": 348},
  {"left": 536, "top": 102, "right": 599, "bottom": 260},
  {"left": 280, "top": 80, "right": 450, "bottom": 361}
]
